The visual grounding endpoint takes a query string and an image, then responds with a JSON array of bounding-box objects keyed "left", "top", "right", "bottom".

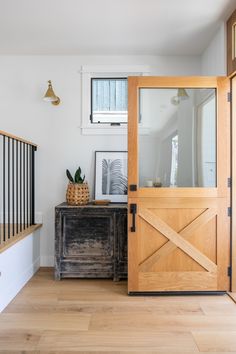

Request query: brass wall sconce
[{"left": 43, "top": 80, "right": 60, "bottom": 105}]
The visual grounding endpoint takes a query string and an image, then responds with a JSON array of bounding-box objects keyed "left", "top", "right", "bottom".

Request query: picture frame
[{"left": 95, "top": 151, "right": 128, "bottom": 203}]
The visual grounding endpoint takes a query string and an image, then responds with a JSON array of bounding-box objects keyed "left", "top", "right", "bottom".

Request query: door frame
[
  {"left": 231, "top": 74, "right": 236, "bottom": 292},
  {"left": 128, "top": 76, "right": 231, "bottom": 293}
]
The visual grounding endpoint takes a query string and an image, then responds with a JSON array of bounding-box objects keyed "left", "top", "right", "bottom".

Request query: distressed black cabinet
[{"left": 55, "top": 203, "right": 127, "bottom": 280}]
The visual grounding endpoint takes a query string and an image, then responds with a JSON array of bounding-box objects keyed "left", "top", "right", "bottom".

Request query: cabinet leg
[
  {"left": 54, "top": 270, "right": 61, "bottom": 280},
  {"left": 113, "top": 275, "right": 120, "bottom": 282}
]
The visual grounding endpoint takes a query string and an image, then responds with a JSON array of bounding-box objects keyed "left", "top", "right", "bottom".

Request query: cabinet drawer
[{"left": 60, "top": 260, "right": 113, "bottom": 278}]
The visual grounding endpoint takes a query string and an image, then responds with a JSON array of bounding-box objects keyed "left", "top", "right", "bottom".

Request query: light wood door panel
[
  {"left": 132, "top": 200, "right": 225, "bottom": 291},
  {"left": 128, "top": 77, "right": 230, "bottom": 293}
]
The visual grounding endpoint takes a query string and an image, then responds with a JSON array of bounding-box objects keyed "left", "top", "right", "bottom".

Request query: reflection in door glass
[
  {"left": 139, "top": 88, "right": 216, "bottom": 188},
  {"left": 170, "top": 134, "right": 178, "bottom": 187}
]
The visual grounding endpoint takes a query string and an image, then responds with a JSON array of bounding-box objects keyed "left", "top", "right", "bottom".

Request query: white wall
[
  {"left": 201, "top": 23, "right": 226, "bottom": 75},
  {"left": 0, "top": 54, "right": 201, "bottom": 265},
  {"left": 0, "top": 230, "right": 40, "bottom": 312}
]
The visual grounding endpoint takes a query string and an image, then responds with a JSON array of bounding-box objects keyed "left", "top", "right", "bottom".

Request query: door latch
[{"left": 130, "top": 204, "right": 137, "bottom": 232}]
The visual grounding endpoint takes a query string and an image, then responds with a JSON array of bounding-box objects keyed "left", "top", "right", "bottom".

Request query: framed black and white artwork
[{"left": 95, "top": 151, "right": 128, "bottom": 203}]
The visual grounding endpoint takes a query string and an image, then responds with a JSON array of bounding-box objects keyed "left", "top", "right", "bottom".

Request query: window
[
  {"left": 81, "top": 65, "right": 150, "bottom": 135},
  {"left": 91, "top": 78, "right": 128, "bottom": 124}
]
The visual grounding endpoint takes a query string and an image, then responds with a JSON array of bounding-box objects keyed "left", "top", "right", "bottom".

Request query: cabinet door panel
[{"left": 63, "top": 214, "right": 113, "bottom": 258}]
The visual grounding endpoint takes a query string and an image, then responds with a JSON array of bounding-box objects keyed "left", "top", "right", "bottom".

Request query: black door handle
[{"left": 130, "top": 204, "right": 137, "bottom": 232}]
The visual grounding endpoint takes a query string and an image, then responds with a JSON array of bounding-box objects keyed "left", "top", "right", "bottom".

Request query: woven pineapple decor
[{"left": 66, "top": 182, "right": 90, "bottom": 205}]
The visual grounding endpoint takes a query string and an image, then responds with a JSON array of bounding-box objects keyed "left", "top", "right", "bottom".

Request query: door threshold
[{"left": 128, "top": 291, "right": 226, "bottom": 296}]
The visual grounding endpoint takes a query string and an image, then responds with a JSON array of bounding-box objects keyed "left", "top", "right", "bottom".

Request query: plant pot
[{"left": 66, "top": 182, "right": 90, "bottom": 205}]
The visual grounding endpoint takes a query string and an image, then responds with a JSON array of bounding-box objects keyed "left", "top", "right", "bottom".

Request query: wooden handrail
[
  {"left": 0, "top": 130, "right": 37, "bottom": 148},
  {"left": 0, "top": 224, "right": 42, "bottom": 253}
]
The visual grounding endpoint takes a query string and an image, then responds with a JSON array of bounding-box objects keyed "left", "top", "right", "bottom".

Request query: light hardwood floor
[
  {"left": 228, "top": 292, "right": 236, "bottom": 303},
  {"left": 1, "top": 268, "right": 236, "bottom": 353}
]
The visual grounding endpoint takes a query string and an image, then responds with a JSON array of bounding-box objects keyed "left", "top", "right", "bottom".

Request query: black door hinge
[
  {"left": 130, "top": 184, "right": 137, "bottom": 191},
  {"left": 228, "top": 177, "right": 232, "bottom": 188},
  {"left": 228, "top": 207, "right": 232, "bottom": 217},
  {"left": 227, "top": 91, "right": 232, "bottom": 102},
  {"left": 228, "top": 266, "right": 232, "bottom": 277}
]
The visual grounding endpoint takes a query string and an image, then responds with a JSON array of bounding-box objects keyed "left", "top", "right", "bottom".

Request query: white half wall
[
  {"left": 0, "top": 230, "right": 40, "bottom": 312},
  {"left": 0, "top": 54, "right": 201, "bottom": 266},
  {"left": 201, "top": 23, "right": 226, "bottom": 75}
]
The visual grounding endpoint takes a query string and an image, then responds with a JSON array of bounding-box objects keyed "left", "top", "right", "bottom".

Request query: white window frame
[{"left": 81, "top": 65, "right": 150, "bottom": 135}]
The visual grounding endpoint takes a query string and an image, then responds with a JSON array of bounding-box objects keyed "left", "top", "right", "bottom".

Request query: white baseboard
[
  {"left": 0, "top": 256, "right": 40, "bottom": 313},
  {"left": 40, "top": 255, "right": 54, "bottom": 267}
]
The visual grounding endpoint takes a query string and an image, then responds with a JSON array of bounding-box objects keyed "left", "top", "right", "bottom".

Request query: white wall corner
[
  {"left": 35, "top": 211, "right": 43, "bottom": 224},
  {"left": 40, "top": 255, "right": 54, "bottom": 267},
  {"left": 201, "top": 23, "right": 226, "bottom": 76}
]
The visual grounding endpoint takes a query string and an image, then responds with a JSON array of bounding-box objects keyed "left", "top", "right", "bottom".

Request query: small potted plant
[{"left": 66, "top": 167, "right": 89, "bottom": 205}]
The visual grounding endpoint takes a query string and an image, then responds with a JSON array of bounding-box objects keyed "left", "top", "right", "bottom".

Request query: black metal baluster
[
  {"left": 16, "top": 141, "right": 18, "bottom": 234},
  {"left": 3, "top": 136, "right": 6, "bottom": 242},
  {"left": 31, "top": 146, "right": 36, "bottom": 225},
  {"left": 29, "top": 146, "right": 32, "bottom": 226},
  {"left": 26, "top": 144, "right": 29, "bottom": 227},
  {"left": 20, "top": 142, "right": 22, "bottom": 232},
  {"left": 8, "top": 137, "right": 10, "bottom": 239},
  {"left": 12, "top": 139, "right": 15, "bottom": 236},
  {"left": 23, "top": 143, "right": 25, "bottom": 230}
]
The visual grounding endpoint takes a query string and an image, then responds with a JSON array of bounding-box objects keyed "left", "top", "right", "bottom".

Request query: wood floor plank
[
  {"left": 192, "top": 331, "right": 236, "bottom": 352},
  {"left": 57, "top": 291, "right": 148, "bottom": 302},
  {"left": 144, "top": 294, "right": 231, "bottom": 303},
  {"left": 89, "top": 313, "right": 236, "bottom": 332},
  {"left": 0, "top": 352, "right": 121, "bottom": 354},
  {"left": 0, "top": 313, "right": 91, "bottom": 331},
  {"left": 37, "top": 330, "right": 199, "bottom": 352},
  {"left": 0, "top": 352, "right": 236, "bottom": 354},
  {"left": 1, "top": 268, "right": 236, "bottom": 352},
  {"left": 228, "top": 292, "right": 236, "bottom": 303},
  {"left": 0, "top": 329, "right": 42, "bottom": 351},
  {"left": 4, "top": 300, "right": 203, "bottom": 315},
  {"left": 200, "top": 301, "right": 236, "bottom": 315}
]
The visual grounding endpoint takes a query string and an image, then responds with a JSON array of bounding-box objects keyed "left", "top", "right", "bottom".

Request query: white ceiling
[{"left": 0, "top": 0, "right": 236, "bottom": 55}]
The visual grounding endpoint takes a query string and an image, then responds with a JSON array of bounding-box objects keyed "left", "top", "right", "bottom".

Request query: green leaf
[
  {"left": 66, "top": 169, "right": 74, "bottom": 183},
  {"left": 75, "top": 167, "right": 82, "bottom": 183}
]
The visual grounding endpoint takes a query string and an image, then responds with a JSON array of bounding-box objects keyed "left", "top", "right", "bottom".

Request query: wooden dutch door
[{"left": 128, "top": 77, "right": 230, "bottom": 293}]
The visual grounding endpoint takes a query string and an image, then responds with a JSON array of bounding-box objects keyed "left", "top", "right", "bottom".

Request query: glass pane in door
[{"left": 138, "top": 88, "right": 216, "bottom": 188}]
